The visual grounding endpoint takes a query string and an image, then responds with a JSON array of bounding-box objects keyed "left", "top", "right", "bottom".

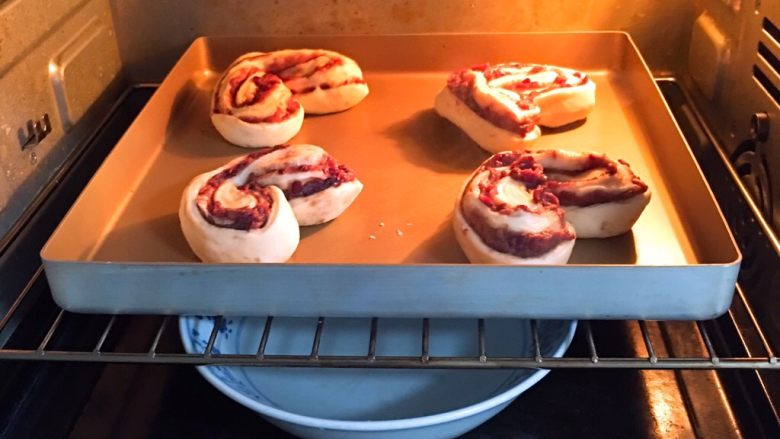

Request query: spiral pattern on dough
[
  {"left": 528, "top": 149, "right": 650, "bottom": 238},
  {"left": 229, "top": 143, "right": 364, "bottom": 226},
  {"left": 180, "top": 147, "right": 300, "bottom": 263},
  {"left": 435, "top": 63, "right": 595, "bottom": 153},
  {"left": 211, "top": 50, "right": 369, "bottom": 147},
  {"left": 454, "top": 151, "right": 577, "bottom": 264},
  {"left": 179, "top": 144, "right": 363, "bottom": 263}
]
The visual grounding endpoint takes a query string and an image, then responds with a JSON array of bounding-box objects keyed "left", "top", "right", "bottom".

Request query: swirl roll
[
  {"left": 454, "top": 151, "right": 577, "bottom": 264},
  {"left": 212, "top": 50, "right": 369, "bottom": 147},
  {"left": 179, "top": 144, "right": 362, "bottom": 263},
  {"left": 435, "top": 63, "right": 595, "bottom": 153}
]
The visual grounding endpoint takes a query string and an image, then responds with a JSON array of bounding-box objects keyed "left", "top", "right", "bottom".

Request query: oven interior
[{"left": 0, "top": 0, "right": 778, "bottom": 437}]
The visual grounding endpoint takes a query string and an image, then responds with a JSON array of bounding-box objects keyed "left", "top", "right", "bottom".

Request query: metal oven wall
[
  {"left": 681, "top": 0, "right": 780, "bottom": 237},
  {"left": 0, "top": 0, "right": 123, "bottom": 243},
  {"left": 107, "top": 0, "right": 700, "bottom": 81}
]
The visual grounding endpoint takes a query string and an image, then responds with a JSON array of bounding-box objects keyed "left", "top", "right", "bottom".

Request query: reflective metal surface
[
  {"left": 41, "top": 34, "right": 740, "bottom": 319},
  {"left": 108, "top": 0, "right": 700, "bottom": 82}
]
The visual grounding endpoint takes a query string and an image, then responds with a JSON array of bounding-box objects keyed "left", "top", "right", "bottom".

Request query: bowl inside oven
[{"left": 179, "top": 316, "right": 576, "bottom": 439}]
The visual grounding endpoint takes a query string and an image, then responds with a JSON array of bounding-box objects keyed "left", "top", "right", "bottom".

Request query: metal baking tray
[{"left": 41, "top": 33, "right": 741, "bottom": 319}]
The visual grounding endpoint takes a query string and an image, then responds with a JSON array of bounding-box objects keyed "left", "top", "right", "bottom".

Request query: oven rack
[{"left": 0, "top": 269, "right": 776, "bottom": 370}]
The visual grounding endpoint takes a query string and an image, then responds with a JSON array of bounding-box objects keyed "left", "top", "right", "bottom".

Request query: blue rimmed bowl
[{"left": 180, "top": 317, "right": 576, "bottom": 439}]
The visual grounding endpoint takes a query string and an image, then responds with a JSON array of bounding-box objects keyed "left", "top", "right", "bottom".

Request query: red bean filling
[
  {"left": 229, "top": 68, "right": 278, "bottom": 108},
  {"left": 463, "top": 150, "right": 648, "bottom": 256},
  {"left": 197, "top": 146, "right": 286, "bottom": 231},
  {"left": 447, "top": 63, "right": 589, "bottom": 135},
  {"left": 198, "top": 146, "right": 358, "bottom": 230},
  {"left": 491, "top": 63, "right": 588, "bottom": 100},
  {"left": 212, "top": 69, "right": 300, "bottom": 123},
  {"left": 473, "top": 63, "right": 588, "bottom": 89},
  {"left": 542, "top": 155, "right": 649, "bottom": 207},
  {"left": 463, "top": 151, "right": 575, "bottom": 258},
  {"left": 237, "top": 99, "right": 301, "bottom": 124},
  {"left": 202, "top": 190, "right": 274, "bottom": 231},
  {"left": 245, "top": 156, "right": 357, "bottom": 200},
  {"left": 265, "top": 53, "right": 344, "bottom": 80},
  {"left": 462, "top": 204, "right": 575, "bottom": 258},
  {"left": 477, "top": 153, "right": 549, "bottom": 214},
  {"left": 215, "top": 52, "right": 363, "bottom": 118},
  {"left": 447, "top": 70, "right": 537, "bottom": 135},
  {"left": 285, "top": 161, "right": 356, "bottom": 199}
]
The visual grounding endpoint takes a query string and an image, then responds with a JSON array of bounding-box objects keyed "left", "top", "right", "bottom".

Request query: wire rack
[{"left": 0, "top": 266, "right": 776, "bottom": 370}]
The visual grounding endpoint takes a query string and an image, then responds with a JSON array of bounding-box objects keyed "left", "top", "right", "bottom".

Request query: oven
[{"left": 0, "top": 1, "right": 778, "bottom": 438}]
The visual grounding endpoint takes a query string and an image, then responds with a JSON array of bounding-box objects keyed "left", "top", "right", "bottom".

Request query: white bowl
[{"left": 180, "top": 317, "right": 576, "bottom": 439}]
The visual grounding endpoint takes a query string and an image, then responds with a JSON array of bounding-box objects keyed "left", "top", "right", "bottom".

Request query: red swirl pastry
[
  {"left": 211, "top": 50, "right": 369, "bottom": 148},
  {"left": 529, "top": 149, "right": 651, "bottom": 238},
  {"left": 453, "top": 151, "right": 577, "bottom": 264},
  {"left": 179, "top": 144, "right": 363, "bottom": 263},
  {"left": 179, "top": 148, "right": 299, "bottom": 263},
  {"left": 435, "top": 63, "right": 595, "bottom": 153}
]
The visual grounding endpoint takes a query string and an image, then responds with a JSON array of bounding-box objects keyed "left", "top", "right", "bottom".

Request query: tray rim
[{"left": 40, "top": 32, "right": 742, "bottom": 318}]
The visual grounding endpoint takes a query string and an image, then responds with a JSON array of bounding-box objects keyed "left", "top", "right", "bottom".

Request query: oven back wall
[{"left": 109, "top": 0, "right": 699, "bottom": 82}]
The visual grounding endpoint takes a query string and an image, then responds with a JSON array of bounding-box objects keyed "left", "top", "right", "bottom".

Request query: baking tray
[{"left": 41, "top": 33, "right": 741, "bottom": 319}]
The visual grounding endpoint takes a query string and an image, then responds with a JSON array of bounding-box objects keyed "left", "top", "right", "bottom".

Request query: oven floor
[{"left": 64, "top": 317, "right": 738, "bottom": 439}]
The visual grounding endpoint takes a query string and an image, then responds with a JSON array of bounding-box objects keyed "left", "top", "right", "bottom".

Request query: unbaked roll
[
  {"left": 435, "top": 63, "right": 595, "bottom": 153},
  {"left": 211, "top": 50, "right": 369, "bottom": 147},
  {"left": 179, "top": 149, "right": 300, "bottom": 263},
  {"left": 180, "top": 144, "right": 362, "bottom": 263},
  {"left": 529, "top": 149, "right": 650, "bottom": 238},
  {"left": 454, "top": 151, "right": 576, "bottom": 264}
]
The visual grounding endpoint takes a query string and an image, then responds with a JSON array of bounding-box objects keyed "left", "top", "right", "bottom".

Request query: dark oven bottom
[{"left": 0, "top": 83, "right": 778, "bottom": 439}]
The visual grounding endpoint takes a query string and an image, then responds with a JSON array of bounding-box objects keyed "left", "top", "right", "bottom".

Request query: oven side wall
[{"left": 0, "top": 0, "right": 125, "bottom": 244}]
